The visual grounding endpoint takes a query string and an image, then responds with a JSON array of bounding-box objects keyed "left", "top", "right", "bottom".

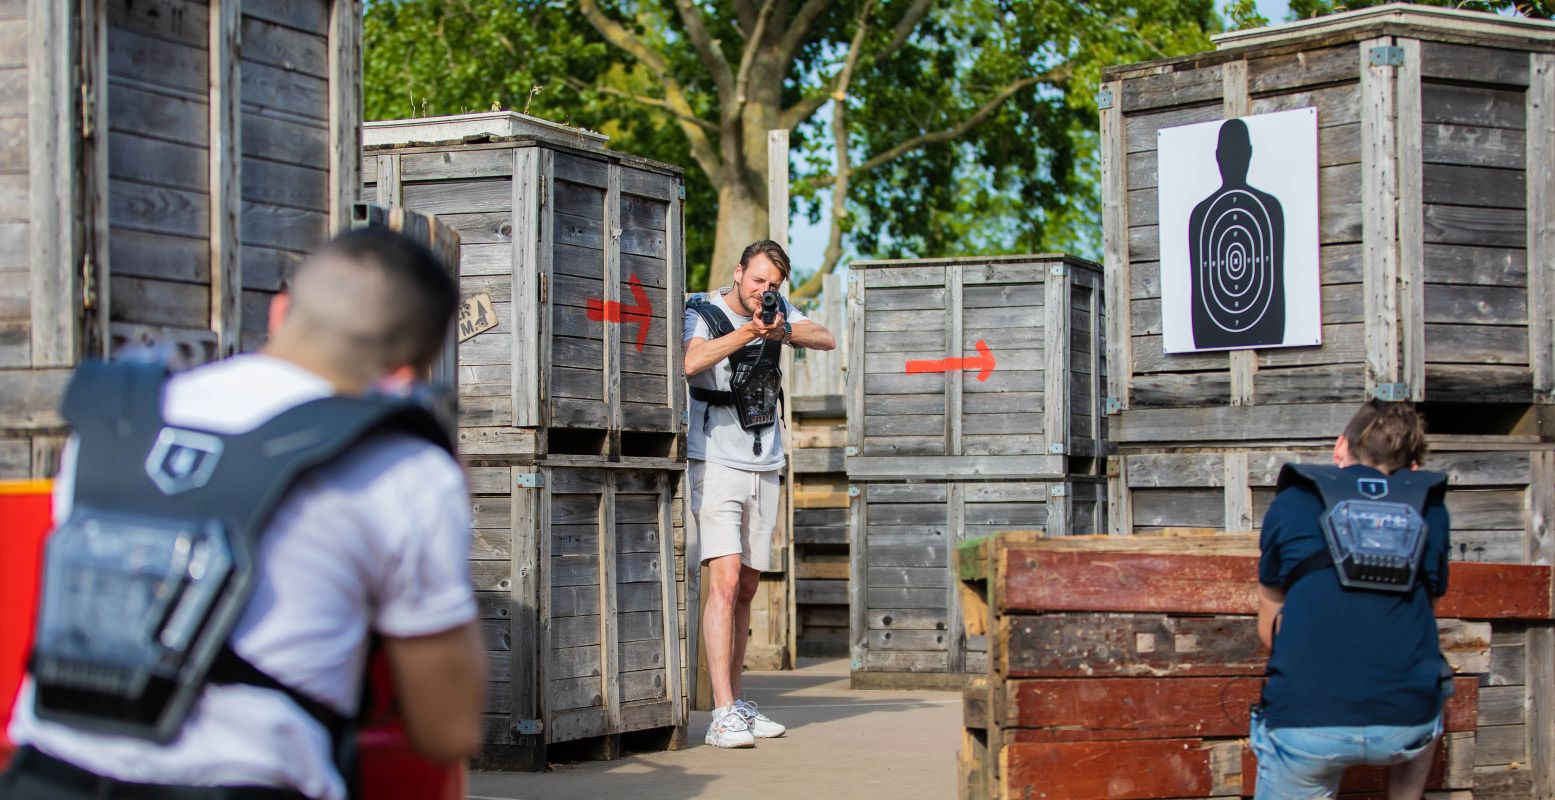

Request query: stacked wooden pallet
[
  {"left": 955, "top": 532, "right": 1555, "bottom": 800},
  {"left": 845, "top": 254, "right": 1106, "bottom": 688},
  {"left": 791, "top": 395, "right": 850, "bottom": 656},
  {"left": 1, "top": 0, "right": 362, "bottom": 481},
  {"left": 363, "top": 112, "right": 691, "bottom": 768}
]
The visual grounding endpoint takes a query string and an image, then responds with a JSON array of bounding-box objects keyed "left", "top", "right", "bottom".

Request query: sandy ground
[{"left": 466, "top": 658, "right": 962, "bottom": 800}]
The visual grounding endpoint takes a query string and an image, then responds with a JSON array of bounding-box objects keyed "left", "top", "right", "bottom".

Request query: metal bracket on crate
[
  {"left": 1104, "top": 397, "right": 1124, "bottom": 416},
  {"left": 1096, "top": 87, "right": 1114, "bottom": 110},
  {"left": 847, "top": 485, "right": 861, "bottom": 498},
  {"left": 845, "top": 446, "right": 860, "bottom": 457},
  {"left": 1372, "top": 382, "right": 1410, "bottom": 402},
  {"left": 515, "top": 472, "right": 544, "bottom": 489},
  {"left": 680, "top": 409, "right": 690, "bottom": 426},
  {"left": 1049, "top": 263, "right": 1067, "bottom": 278},
  {"left": 512, "top": 719, "right": 543, "bottom": 736},
  {"left": 1368, "top": 45, "right": 1405, "bottom": 67},
  {"left": 1048, "top": 443, "right": 1066, "bottom": 454},
  {"left": 1049, "top": 485, "right": 1068, "bottom": 498}
]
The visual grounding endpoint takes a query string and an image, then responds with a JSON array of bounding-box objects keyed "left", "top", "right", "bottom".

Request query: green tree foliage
[
  {"left": 363, "top": 1, "right": 1222, "bottom": 290},
  {"left": 1287, "top": 0, "right": 1551, "bottom": 18}
]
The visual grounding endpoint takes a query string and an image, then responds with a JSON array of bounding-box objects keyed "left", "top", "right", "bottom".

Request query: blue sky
[{"left": 783, "top": 0, "right": 1295, "bottom": 283}]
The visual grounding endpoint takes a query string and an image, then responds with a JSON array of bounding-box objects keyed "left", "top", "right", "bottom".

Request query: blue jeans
[{"left": 1249, "top": 710, "right": 1442, "bottom": 799}]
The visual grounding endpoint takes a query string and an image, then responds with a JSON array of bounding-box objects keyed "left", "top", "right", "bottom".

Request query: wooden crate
[
  {"left": 845, "top": 254, "right": 1106, "bottom": 481},
  {"left": 1109, "top": 440, "right": 1555, "bottom": 567},
  {"left": 1, "top": 0, "right": 363, "bottom": 479},
  {"left": 361, "top": 112, "right": 687, "bottom": 464},
  {"left": 1101, "top": 6, "right": 1555, "bottom": 435},
  {"left": 848, "top": 478, "right": 1106, "bottom": 688},
  {"left": 790, "top": 394, "right": 850, "bottom": 657},
  {"left": 955, "top": 532, "right": 1555, "bottom": 800},
  {"left": 470, "top": 463, "right": 689, "bottom": 770}
]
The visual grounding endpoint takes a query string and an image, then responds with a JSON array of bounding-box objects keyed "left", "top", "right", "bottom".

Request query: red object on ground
[
  {"left": 0, "top": 480, "right": 54, "bottom": 771},
  {"left": 0, "top": 480, "right": 462, "bottom": 797}
]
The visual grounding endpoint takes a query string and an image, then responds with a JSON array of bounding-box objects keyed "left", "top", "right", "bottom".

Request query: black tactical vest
[
  {"left": 687, "top": 293, "right": 784, "bottom": 456},
  {"left": 30, "top": 360, "right": 452, "bottom": 745}
]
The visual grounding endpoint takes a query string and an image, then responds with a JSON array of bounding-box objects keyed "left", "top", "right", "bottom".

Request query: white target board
[{"left": 1157, "top": 107, "right": 1321, "bottom": 354}]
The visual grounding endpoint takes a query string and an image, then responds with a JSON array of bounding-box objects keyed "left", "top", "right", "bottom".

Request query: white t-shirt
[
  {"left": 683, "top": 288, "right": 807, "bottom": 472},
  {"left": 8, "top": 354, "right": 477, "bottom": 800}
]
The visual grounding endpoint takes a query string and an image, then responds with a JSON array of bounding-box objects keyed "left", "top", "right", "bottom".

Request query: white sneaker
[
  {"left": 734, "top": 699, "right": 786, "bottom": 739},
  {"left": 705, "top": 706, "right": 756, "bottom": 748}
]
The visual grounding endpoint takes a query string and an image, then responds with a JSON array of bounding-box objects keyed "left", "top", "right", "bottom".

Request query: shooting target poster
[{"left": 1157, "top": 107, "right": 1321, "bottom": 354}]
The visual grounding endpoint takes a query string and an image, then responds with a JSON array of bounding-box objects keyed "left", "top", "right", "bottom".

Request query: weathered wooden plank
[
  {"left": 1531, "top": 53, "right": 1555, "bottom": 404},
  {"left": 1001, "top": 738, "right": 1216, "bottom": 799},
  {"left": 1423, "top": 83, "right": 1526, "bottom": 129}
]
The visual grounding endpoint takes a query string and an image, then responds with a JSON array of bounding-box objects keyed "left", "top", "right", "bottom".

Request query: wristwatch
[{"left": 782, "top": 321, "right": 793, "bottom": 344}]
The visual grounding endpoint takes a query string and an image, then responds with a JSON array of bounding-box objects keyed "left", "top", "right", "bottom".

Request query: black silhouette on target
[{"left": 1187, "top": 118, "right": 1286, "bottom": 349}]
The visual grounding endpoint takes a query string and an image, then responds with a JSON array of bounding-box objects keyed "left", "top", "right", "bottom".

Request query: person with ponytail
[{"left": 1250, "top": 400, "right": 1452, "bottom": 800}]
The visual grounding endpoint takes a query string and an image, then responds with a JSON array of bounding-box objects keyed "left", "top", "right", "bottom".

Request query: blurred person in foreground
[
  {"left": 683, "top": 240, "right": 835, "bottom": 748},
  {"left": 1253, "top": 400, "right": 1452, "bottom": 800},
  {"left": 2, "top": 227, "right": 485, "bottom": 799}
]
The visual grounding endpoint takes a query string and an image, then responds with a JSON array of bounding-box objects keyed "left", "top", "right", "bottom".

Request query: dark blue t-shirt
[{"left": 1258, "top": 464, "right": 1451, "bottom": 729}]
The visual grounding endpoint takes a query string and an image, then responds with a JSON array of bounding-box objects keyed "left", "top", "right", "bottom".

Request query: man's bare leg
[
  {"left": 702, "top": 553, "right": 743, "bottom": 710},
  {"left": 729, "top": 565, "right": 762, "bottom": 699}
]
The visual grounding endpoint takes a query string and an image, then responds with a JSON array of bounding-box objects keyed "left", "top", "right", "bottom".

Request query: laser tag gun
[
  {"left": 687, "top": 291, "right": 787, "bottom": 455},
  {"left": 27, "top": 361, "right": 451, "bottom": 776},
  {"left": 760, "top": 288, "right": 781, "bottom": 324},
  {"left": 1276, "top": 464, "right": 1448, "bottom": 593}
]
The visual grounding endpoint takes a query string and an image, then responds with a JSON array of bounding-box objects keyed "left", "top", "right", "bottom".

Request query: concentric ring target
[{"left": 1194, "top": 189, "right": 1277, "bottom": 334}]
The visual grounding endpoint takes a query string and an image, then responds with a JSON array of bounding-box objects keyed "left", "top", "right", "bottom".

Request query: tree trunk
[{"left": 707, "top": 179, "right": 769, "bottom": 291}]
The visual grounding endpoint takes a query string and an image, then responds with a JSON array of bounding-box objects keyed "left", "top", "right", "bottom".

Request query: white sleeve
[
  {"left": 783, "top": 297, "right": 809, "bottom": 324},
  {"left": 373, "top": 456, "right": 478, "bottom": 638}
]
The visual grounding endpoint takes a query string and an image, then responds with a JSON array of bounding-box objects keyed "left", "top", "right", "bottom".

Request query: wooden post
[
  {"left": 946, "top": 482, "right": 966, "bottom": 672},
  {"left": 846, "top": 276, "right": 867, "bottom": 673},
  {"left": 947, "top": 264, "right": 964, "bottom": 457},
  {"left": 27, "top": 0, "right": 82, "bottom": 366},
  {"left": 604, "top": 165, "right": 624, "bottom": 446},
  {"left": 599, "top": 471, "right": 622, "bottom": 741},
  {"left": 655, "top": 471, "right": 687, "bottom": 727},
  {"left": 511, "top": 148, "right": 546, "bottom": 427},
  {"left": 1108, "top": 456, "right": 1133, "bottom": 536},
  {"left": 209, "top": 0, "right": 242, "bottom": 358},
  {"left": 1100, "top": 79, "right": 1131, "bottom": 413},
  {"left": 1396, "top": 39, "right": 1425, "bottom": 401},
  {"left": 1043, "top": 263, "right": 1071, "bottom": 457},
  {"left": 768, "top": 130, "right": 789, "bottom": 249},
  {"left": 1529, "top": 54, "right": 1555, "bottom": 404},
  {"left": 328, "top": 0, "right": 363, "bottom": 233},
  {"left": 1223, "top": 452, "right": 1252, "bottom": 532},
  {"left": 1360, "top": 36, "right": 1402, "bottom": 398},
  {"left": 1222, "top": 59, "right": 1257, "bottom": 407},
  {"left": 509, "top": 469, "right": 545, "bottom": 769},
  {"left": 1529, "top": 452, "right": 1555, "bottom": 798}
]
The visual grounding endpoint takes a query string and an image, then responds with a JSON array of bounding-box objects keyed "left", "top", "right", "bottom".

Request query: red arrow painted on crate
[
  {"left": 905, "top": 339, "right": 997, "bottom": 382},
  {"left": 586, "top": 273, "right": 653, "bottom": 352}
]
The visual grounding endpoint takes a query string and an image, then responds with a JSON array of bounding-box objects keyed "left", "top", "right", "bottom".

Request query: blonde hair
[{"left": 1343, "top": 400, "right": 1428, "bottom": 473}]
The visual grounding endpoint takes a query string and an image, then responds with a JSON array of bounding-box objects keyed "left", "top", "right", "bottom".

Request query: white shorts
[{"left": 690, "top": 460, "right": 780, "bottom": 571}]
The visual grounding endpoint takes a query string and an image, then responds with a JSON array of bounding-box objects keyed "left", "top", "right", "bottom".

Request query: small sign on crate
[{"left": 457, "top": 293, "right": 499, "bottom": 342}]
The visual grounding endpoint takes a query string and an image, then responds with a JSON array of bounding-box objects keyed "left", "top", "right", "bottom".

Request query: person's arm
[
  {"left": 684, "top": 315, "right": 785, "bottom": 376},
  {"left": 384, "top": 622, "right": 486, "bottom": 763},
  {"left": 787, "top": 320, "right": 835, "bottom": 351},
  {"left": 1257, "top": 584, "right": 1285, "bottom": 650}
]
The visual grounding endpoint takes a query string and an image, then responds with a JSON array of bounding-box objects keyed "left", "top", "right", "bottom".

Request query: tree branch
[
  {"left": 733, "top": 0, "right": 779, "bottom": 108},
  {"left": 732, "top": 0, "right": 759, "bottom": 32},
  {"left": 778, "top": 0, "right": 933, "bottom": 132},
  {"left": 564, "top": 78, "right": 719, "bottom": 132},
  {"left": 779, "top": 0, "right": 838, "bottom": 64},
  {"left": 575, "top": 0, "right": 726, "bottom": 184},
  {"left": 807, "top": 71, "right": 1055, "bottom": 188},
  {"left": 794, "top": 0, "right": 874, "bottom": 299},
  {"left": 672, "top": 0, "right": 736, "bottom": 104}
]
